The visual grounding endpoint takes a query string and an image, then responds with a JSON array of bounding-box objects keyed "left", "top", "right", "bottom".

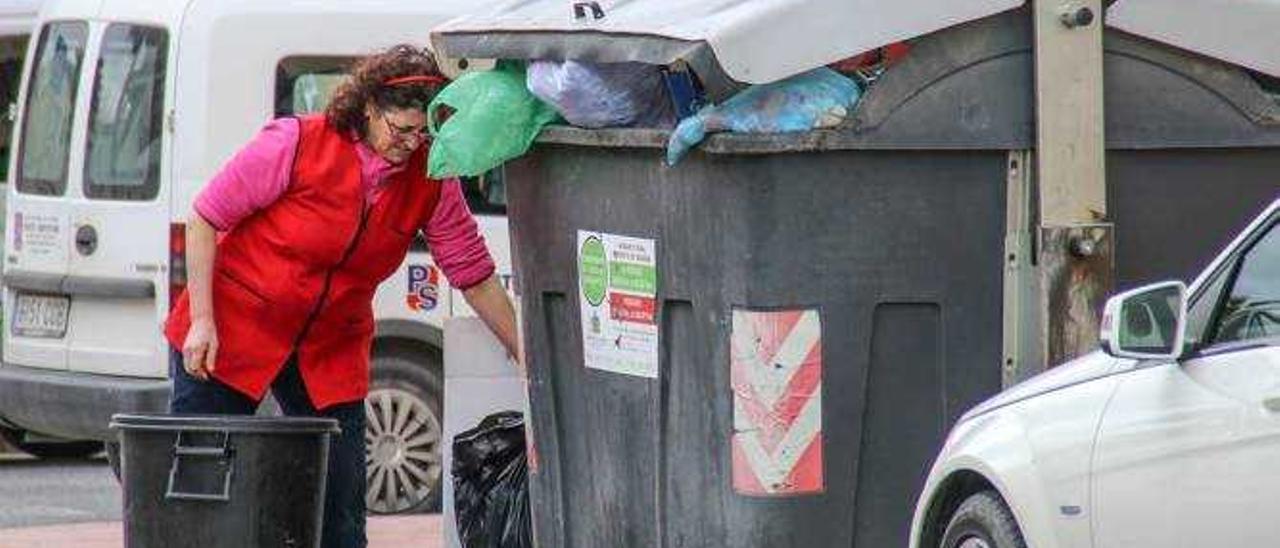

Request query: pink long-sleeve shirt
[{"left": 194, "top": 118, "right": 495, "bottom": 290}]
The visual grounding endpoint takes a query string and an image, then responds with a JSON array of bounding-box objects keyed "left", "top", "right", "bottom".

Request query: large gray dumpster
[
  {"left": 502, "top": 12, "right": 1023, "bottom": 548},
  {"left": 434, "top": 2, "right": 1279, "bottom": 547}
]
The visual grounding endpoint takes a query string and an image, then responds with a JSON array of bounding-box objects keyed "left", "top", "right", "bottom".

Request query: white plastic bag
[{"left": 527, "top": 60, "right": 674, "bottom": 129}]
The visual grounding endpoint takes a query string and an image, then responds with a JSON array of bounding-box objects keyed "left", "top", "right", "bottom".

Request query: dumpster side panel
[
  {"left": 509, "top": 147, "right": 1007, "bottom": 548},
  {"left": 1103, "top": 32, "right": 1280, "bottom": 149},
  {"left": 1103, "top": 34, "right": 1280, "bottom": 288},
  {"left": 512, "top": 148, "right": 667, "bottom": 548},
  {"left": 1108, "top": 150, "right": 1280, "bottom": 289},
  {"left": 853, "top": 303, "right": 945, "bottom": 547}
]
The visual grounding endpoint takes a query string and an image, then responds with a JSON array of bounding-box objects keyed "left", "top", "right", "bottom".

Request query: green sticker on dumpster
[
  {"left": 579, "top": 236, "right": 607, "bottom": 307},
  {"left": 577, "top": 230, "right": 659, "bottom": 378},
  {"left": 609, "top": 262, "right": 657, "bottom": 294}
]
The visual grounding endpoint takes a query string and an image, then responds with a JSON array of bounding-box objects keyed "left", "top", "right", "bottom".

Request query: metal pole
[{"left": 1030, "top": 0, "right": 1113, "bottom": 374}]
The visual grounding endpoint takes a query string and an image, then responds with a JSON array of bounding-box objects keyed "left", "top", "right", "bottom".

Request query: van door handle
[
  {"left": 75, "top": 225, "right": 98, "bottom": 256},
  {"left": 1263, "top": 397, "right": 1280, "bottom": 413}
]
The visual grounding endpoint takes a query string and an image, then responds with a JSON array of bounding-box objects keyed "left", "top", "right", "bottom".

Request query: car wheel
[
  {"left": 940, "top": 491, "right": 1027, "bottom": 548},
  {"left": 0, "top": 427, "right": 103, "bottom": 460},
  {"left": 365, "top": 347, "right": 444, "bottom": 515}
]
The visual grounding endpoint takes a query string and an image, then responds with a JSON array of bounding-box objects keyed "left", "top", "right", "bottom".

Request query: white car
[
  {"left": 912, "top": 197, "right": 1280, "bottom": 548},
  {"left": 0, "top": 0, "right": 509, "bottom": 515}
]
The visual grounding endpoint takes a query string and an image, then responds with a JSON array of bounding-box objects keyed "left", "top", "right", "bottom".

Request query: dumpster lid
[
  {"left": 430, "top": 0, "right": 1024, "bottom": 91},
  {"left": 1108, "top": 0, "right": 1280, "bottom": 78},
  {"left": 110, "top": 414, "right": 341, "bottom": 434}
]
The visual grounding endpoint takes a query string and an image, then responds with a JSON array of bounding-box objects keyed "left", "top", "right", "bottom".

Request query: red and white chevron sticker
[{"left": 730, "top": 308, "right": 823, "bottom": 496}]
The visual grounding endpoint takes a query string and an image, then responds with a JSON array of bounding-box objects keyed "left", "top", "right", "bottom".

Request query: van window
[
  {"left": 16, "top": 22, "right": 88, "bottom": 196},
  {"left": 275, "top": 56, "right": 352, "bottom": 117},
  {"left": 84, "top": 24, "right": 169, "bottom": 201},
  {"left": 463, "top": 167, "right": 507, "bottom": 216},
  {"left": 291, "top": 73, "right": 345, "bottom": 115},
  {"left": 0, "top": 36, "right": 29, "bottom": 182}
]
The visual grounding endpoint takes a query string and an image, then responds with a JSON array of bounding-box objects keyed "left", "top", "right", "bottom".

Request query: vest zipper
[{"left": 292, "top": 201, "right": 371, "bottom": 350}]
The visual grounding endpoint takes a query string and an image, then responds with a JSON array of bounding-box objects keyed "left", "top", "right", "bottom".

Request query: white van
[
  {"left": 0, "top": 0, "right": 41, "bottom": 457},
  {"left": 0, "top": 0, "right": 509, "bottom": 514},
  {"left": 0, "top": 1, "right": 39, "bottom": 188}
]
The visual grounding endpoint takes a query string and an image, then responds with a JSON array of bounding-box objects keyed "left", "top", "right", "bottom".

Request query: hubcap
[
  {"left": 364, "top": 387, "right": 441, "bottom": 514},
  {"left": 957, "top": 537, "right": 992, "bottom": 548}
]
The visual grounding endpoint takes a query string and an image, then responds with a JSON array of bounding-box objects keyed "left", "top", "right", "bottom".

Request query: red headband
[{"left": 383, "top": 75, "right": 447, "bottom": 87}]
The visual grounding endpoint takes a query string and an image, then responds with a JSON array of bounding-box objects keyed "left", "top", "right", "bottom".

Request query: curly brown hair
[{"left": 325, "top": 44, "right": 442, "bottom": 138}]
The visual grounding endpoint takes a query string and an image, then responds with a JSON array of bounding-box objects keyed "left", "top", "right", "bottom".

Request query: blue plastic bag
[{"left": 666, "top": 68, "right": 862, "bottom": 165}]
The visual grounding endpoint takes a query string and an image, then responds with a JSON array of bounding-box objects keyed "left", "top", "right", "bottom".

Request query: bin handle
[
  {"left": 165, "top": 430, "right": 235, "bottom": 502},
  {"left": 573, "top": 2, "right": 605, "bottom": 20}
]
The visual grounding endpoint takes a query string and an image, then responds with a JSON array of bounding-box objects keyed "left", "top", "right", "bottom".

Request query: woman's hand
[
  {"left": 182, "top": 212, "right": 219, "bottom": 381},
  {"left": 182, "top": 317, "right": 218, "bottom": 381},
  {"left": 515, "top": 338, "right": 526, "bottom": 377},
  {"left": 462, "top": 274, "right": 523, "bottom": 375}
]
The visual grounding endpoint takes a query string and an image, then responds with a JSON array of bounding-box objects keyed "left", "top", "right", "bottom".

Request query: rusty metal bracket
[
  {"left": 1032, "top": 0, "right": 1111, "bottom": 373},
  {"left": 1039, "top": 224, "right": 1113, "bottom": 367}
]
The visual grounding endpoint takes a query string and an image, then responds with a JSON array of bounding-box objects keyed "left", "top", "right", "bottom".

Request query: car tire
[
  {"left": 0, "top": 427, "right": 103, "bottom": 460},
  {"left": 940, "top": 490, "right": 1027, "bottom": 548},
  {"left": 365, "top": 346, "right": 444, "bottom": 515}
]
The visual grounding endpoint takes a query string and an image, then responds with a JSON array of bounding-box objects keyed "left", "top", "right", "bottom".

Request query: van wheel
[
  {"left": 940, "top": 491, "right": 1027, "bottom": 548},
  {"left": 0, "top": 427, "right": 103, "bottom": 460},
  {"left": 365, "top": 346, "right": 444, "bottom": 515}
]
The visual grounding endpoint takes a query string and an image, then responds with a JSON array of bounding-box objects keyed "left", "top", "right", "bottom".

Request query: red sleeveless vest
[{"left": 165, "top": 115, "right": 442, "bottom": 408}]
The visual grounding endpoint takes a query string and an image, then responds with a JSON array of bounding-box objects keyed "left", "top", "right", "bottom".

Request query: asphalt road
[{"left": 0, "top": 452, "right": 121, "bottom": 529}]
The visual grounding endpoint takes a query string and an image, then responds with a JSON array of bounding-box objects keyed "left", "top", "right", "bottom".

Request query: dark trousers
[{"left": 170, "top": 349, "right": 367, "bottom": 548}]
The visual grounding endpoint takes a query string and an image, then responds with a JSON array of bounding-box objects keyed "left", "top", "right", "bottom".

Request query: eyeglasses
[{"left": 381, "top": 111, "right": 429, "bottom": 143}]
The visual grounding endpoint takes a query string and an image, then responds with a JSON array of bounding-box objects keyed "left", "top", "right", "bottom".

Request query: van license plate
[{"left": 12, "top": 294, "right": 70, "bottom": 338}]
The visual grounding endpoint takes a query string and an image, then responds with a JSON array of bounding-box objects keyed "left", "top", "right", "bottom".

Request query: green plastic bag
[{"left": 427, "top": 64, "right": 559, "bottom": 178}]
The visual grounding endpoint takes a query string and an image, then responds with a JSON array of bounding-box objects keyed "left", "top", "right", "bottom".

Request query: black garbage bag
[{"left": 453, "top": 411, "right": 532, "bottom": 548}]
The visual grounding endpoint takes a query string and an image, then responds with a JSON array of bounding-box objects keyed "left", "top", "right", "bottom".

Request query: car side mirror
[{"left": 1100, "top": 281, "right": 1188, "bottom": 360}]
